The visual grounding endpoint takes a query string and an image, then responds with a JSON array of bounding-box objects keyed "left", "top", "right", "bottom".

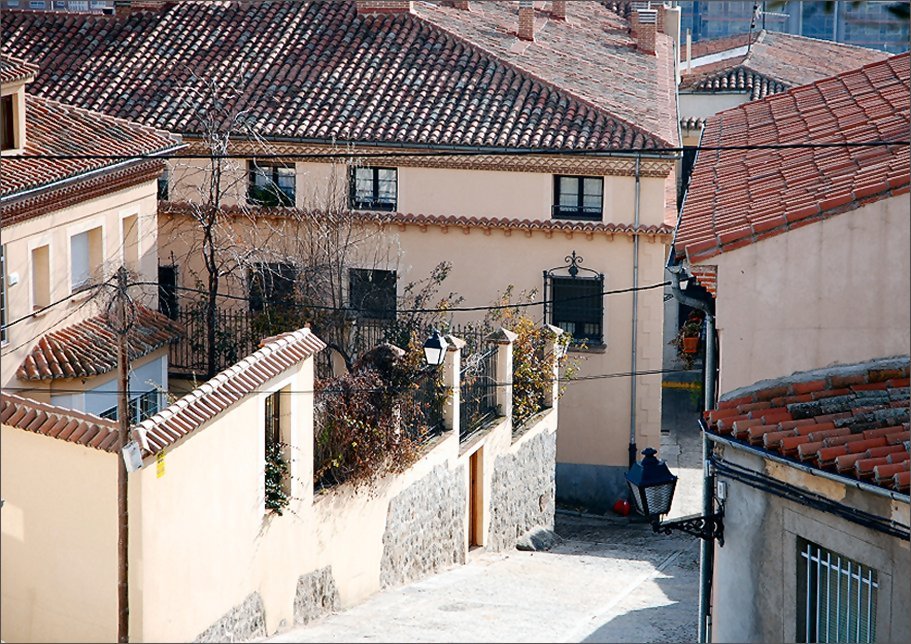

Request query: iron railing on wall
[{"left": 459, "top": 345, "right": 499, "bottom": 442}]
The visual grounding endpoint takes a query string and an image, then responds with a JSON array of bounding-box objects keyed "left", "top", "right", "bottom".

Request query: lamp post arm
[{"left": 652, "top": 509, "right": 724, "bottom": 546}]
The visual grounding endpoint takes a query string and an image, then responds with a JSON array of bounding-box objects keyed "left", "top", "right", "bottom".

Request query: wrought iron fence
[
  {"left": 401, "top": 370, "right": 446, "bottom": 443},
  {"left": 459, "top": 345, "right": 499, "bottom": 442}
]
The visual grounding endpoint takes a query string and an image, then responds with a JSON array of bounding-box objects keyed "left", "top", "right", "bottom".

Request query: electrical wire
[
  {"left": 3, "top": 140, "right": 908, "bottom": 162},
  {"left": 0, "top": 366, "right": 695, "bottom": 397}
]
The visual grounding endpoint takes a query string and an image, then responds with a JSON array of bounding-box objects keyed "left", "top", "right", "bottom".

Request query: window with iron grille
[
  {"left": 349, "top": 268, "right": 396, "bottom": 319},
  {"left": 248, "top": 262, "right": 297, "bottom": 313},
  {"left": 552, "top": 175, "right": 603, "bottom": 220},
  {"left": 796, "top": 538, "right": 878, "bottom": 643},
  {"left": 1, "top": 95, "right": 15, "bottom": 151},
  {"left": 350, "top": 167, "right": 397, "bottom": 211},
  {"left": 547, "top": 276, "right": 604, "bottom": 345},
  {"left": 247, "top": 161, "right": 295, "bottom": 207}
]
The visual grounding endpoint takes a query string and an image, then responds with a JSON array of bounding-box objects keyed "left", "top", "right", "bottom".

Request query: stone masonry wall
[
  {"left": 379, "top": 463, "right": 466, "bottom": 588},
  {"left": 487, "top": 429, "right": 556, "bottom": 552},
  {"left": 294, "top": 566, "right": 341, "bottom": 625},
  {"left": 193, "top": 592, "right": 266, "bottom": 643}
]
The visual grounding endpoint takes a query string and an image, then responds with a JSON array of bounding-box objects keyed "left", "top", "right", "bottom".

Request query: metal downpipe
[
  {"left": 698, "top": 313, "right": 717, "bottom": 643},
  {"left": 629, "top": 156, "right": 641, "bottom": 468}
]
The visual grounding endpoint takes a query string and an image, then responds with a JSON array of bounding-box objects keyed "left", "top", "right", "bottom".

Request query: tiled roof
[
  {"left": 160, "top": 201, "right": 673, "bottom": 238},
  {"left": 680, "top": 31, "right": 759, "bottom": 63},
  {"left": 17, "top": 304, "right": 183, "bottom": 381},
  {"left": 705, "top": 357, "right": 910, "bottom": 493},
  {"left": 0, "top": 52, "right": 37, "bottom": 84},
  {"left": 680, "top": 116, "right": 706, "bottom": 131},
  {"left": 676, "top": 54, "right": 910, "bottom": 264},
  {"left": 680, "top": 30, "right": 890, "bottom": 100},
  {"left": 1, "top": 392, "right": 120, "bottom": 453},
  {"left": 1, "top": 0, "right": 676, "bottom": 151},
  {"left": 135, "top": 328, "right": 325, "bottom": 453},
  {"left": 0, "top": 94, "right": 181, "bottom": 202}
]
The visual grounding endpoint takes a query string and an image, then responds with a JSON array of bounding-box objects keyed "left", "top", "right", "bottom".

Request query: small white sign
[{"left": 122, "top": 440, "right": 143, "bottom": 473}]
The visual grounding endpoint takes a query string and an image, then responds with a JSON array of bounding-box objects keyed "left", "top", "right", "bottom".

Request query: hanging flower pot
[{"left": 682, "top": 336, "right": 699, "bottom": 354}]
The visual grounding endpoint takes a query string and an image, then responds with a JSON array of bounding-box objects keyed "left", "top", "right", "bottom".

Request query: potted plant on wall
[{"left": 670, "top": 313, "right": 703, "bottom": 369}]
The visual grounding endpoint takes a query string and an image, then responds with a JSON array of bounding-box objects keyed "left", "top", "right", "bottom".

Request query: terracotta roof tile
[
  {"left": 17, "top": 305, "right": 183, "bottom": 381},
  {"left": 708, "top": 357, "right": 911, "bottom": 492},
  {"left": 680, "top": 31, "right": 888, "bottom": 100},
  {"left": 1, "top": 392, "right": 119, "bottom": 453},
  {"left": 135, "top": 327, "right": 325, "bottom": 453},
  {"left": 677, "top": 54, "right": 910, "bottom": 263},
  {"left": 0, "top": 52, "right": 37, "bottom": 84},
  {"left": 0, "top": 93, "right": 181, "bottom": 204},
  {"left": 1, "top": 0, "right": 676, "bottom": 151}
]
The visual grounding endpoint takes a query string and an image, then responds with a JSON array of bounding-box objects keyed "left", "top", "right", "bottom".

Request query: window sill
[
  {"left": 551, "top": 211, "right": 603, "bottom": 221},
  {"left": 568, "top": 343, "right": 606, "bottom": 354},
  {"left": 351, "top": 203, "right": 397, "bottom": 212}
]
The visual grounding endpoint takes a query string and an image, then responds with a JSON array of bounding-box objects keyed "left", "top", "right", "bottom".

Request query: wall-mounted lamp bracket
[{"left": 652, "top": 508, "right": 724, "bottom": 546}]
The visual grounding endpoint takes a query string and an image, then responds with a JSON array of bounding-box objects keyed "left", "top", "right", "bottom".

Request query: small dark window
[
  {"left": 349, "top": 268, "right": 396, "bottom": 319},
  {"left": 248, "top": 262, "right": 297, "bottom": 313},
  {"left": 157, "top": 166, "right": 170, "bottom": 201},
  {"left": 553, "top": 175, "right": 603, "bottom": 220},
  {"left": 350, "top": 167, "right": 397, "bottom": 211},
  {"left": 158, "top": 265, "right": 178, "bottom": 320},
  {"left": 1, "top": 95, "right": 15, "bottom": 151},
  {"left": 248, "top": 161, "right": 295, "bottom": 207},
  {"left": 550, "top": 276, "right": 604, "bottom": 344},
  {"left": 264, "top": 390, "right": 281, "bottom": 450}
]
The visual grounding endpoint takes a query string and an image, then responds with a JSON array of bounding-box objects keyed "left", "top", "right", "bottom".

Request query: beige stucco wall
[
  {"left": 1, "top": 178, "right": 160, "bottom": 390},
  {"left": 712, "top": 444, "right": 910, "bottom": 643},
  {"left": 131, "top": 350, "right": 557, "bottom": 641},
  {"left": 678, "top": 91, "right": 750, "bottom": 121},
  {"left": 0, "top": 426, "right": 119, "bottom": 644},
  {"left": 168, "top": 155, "right": 671, "bottom": 227},
  {"left": 705, "top": 195, "right": 910, "bottom": 393}
]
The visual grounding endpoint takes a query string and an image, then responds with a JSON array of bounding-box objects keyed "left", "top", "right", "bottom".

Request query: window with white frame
[
  {"left": 70, "top": 226, "right": 102, "bottom": 292},
  {"left": 796, "top": 537, "right": 878, "bottom": 643}
]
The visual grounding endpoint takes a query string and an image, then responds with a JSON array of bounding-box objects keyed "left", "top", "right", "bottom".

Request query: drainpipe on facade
[{"left": 628, "top": 156, "right": 641, "bottom": 468}]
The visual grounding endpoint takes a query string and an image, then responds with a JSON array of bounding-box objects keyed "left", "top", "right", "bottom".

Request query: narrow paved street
[
  {"left": 265, "top": 380, "right": 705, "bottom": 644},
  {"left": 266, "top": 513, "right": 699, "bottom": 644}
]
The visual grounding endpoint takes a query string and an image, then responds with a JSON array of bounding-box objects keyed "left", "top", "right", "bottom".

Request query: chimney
[
  {"left": 355, "top": 0, "right": 414, "bottom": 14},
  {"left": 453, "top": 0, "right": 470, "bottom": 9},
  {"left": 551, "top": 0, "right": 566, "bottom": 21},
  {"left": 518, "top": 0, "right": 535, "bottom": 41},
  {"left": 629, "top": 1, "right": 649, "bottom": 35},
  {"left": 634, "top": 8, "right": 657, "bottom": 55}
]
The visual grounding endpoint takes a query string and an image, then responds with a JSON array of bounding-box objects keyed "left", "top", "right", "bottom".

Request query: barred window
[
  {"left": 548, "top": 276, "right": 604, "bottom": 345},
  {"left": 349, "top": 268, "right": 396, "bottom": 319},
  {"left": 797, "top": 538, "right": 878, "bottom": 643}
]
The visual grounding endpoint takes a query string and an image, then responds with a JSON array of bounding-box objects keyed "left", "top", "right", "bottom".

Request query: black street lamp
[
  {"left": 625, "top": 447, "right": 724, "bottom": 545},
  {"left": 422, "top": 329, "right": 448, "bottom": 367}
]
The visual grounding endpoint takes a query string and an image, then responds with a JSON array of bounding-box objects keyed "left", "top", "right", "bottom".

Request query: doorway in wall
[{"left": 468, "top": 448, "right": 484, "bottom": 548}]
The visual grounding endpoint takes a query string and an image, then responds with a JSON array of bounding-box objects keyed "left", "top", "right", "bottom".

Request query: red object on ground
[{"left": 613, "top": 499, "right": 631, "bottom": 516}]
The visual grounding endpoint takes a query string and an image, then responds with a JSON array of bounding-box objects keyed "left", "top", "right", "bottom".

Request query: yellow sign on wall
[{"left": 156, "top": 451, "right": 166, "bottom": 478}]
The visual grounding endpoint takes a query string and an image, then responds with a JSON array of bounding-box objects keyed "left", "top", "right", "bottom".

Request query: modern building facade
[{"left": 681, "top": 0, "right": 909, "bottom": 54}]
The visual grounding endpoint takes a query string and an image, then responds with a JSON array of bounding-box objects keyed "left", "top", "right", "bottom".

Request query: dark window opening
[
  {"left": 349, "top": 268, "right": 397, "bottom": 319},
  {"left": 264, "top": 390, "right": 281, "bottom": 450},
  {"left": 248, "top": 262, "right": 297, "bottom": 313},
  {"left": 158, "top": 265, "right": 178, "bottom": 320},
  {"left": 548, "top": 276, "right": 604, "bottom": 345},
  {"left": 157, "top": 166, "right": 170, "bottom": 201},
  {"left": 553, "top": 175, "right": 603, "bottom": 220},
  {"left": 248, "top": 161, "right": 295, "bottom": 207},
  {"left": 1, "top": 95, "right": 15, "bottom": 151},
  {"left": 350, "top": 167, "right": 397, "bottom": 211}
]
